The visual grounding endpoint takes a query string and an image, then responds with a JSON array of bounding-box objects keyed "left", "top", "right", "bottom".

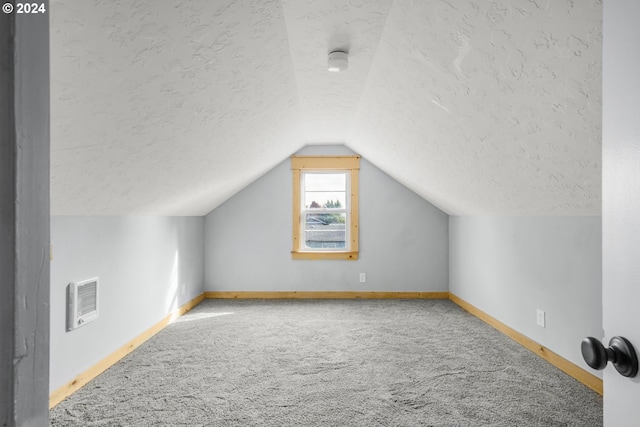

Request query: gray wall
[
  {"left": 50, "top": 216, "right": 204, "bottom": 391},
  {"left": 204, "top": 145, "right": 449, "bottom": 291},
  {"left": 1, "top": 5, "right": 50, "bottom": 426},
  {"left": 449, "top": 216, "right": 602, "bottom": 372}
]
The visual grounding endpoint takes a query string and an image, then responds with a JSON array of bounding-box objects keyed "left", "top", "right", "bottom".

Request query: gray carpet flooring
[{"left": 50, "top": 299, "right": 602, "bottom": 426}]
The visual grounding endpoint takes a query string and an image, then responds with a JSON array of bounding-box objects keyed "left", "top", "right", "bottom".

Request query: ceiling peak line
[
  {"left": 346, "top": 0, "right": 397, "bottom": 143},
  {"left": 278, "top": 0, "right": 308, "bottom": 133}
]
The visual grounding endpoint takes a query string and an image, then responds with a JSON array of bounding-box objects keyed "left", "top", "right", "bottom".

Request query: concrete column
[{"left": 0, "top": 3, "right": 50, "bottom": 425}]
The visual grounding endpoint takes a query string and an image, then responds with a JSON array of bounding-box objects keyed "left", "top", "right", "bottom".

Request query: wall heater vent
[{"left": 67, "top": 277, "right": 99, "bottom": 331}]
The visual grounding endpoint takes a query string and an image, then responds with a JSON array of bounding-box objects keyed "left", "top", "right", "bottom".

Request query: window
[{"left": 291, "top": 156, "right": 360, "bottom": 260}]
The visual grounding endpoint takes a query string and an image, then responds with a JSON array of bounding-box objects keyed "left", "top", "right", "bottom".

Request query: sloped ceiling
[{"left": 50, "top": 0, "right": 602, "bottom": 215}]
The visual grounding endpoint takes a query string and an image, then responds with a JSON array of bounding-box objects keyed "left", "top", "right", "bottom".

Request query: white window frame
[{"left": 300, "top": 170, "right": 351, "bottom": 252}]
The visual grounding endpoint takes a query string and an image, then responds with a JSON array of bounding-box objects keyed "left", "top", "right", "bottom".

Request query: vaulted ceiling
[{"left": 50, "top": 0, "right": 602, "bottom": 215}]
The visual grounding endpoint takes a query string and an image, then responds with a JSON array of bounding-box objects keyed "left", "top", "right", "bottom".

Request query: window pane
[
  {"left": 304, "top": 192, "right": 346, "bottom": 209},
  {"left": 304, "top": 173, "right": 346, "bottom": 192},
  {"left": 304, "top": 213, "right": 346, "bottom": 249}
]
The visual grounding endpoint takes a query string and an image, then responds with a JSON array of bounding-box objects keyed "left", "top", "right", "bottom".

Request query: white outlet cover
[
  {"left": 359, "top": 273, "right": 366, "bottom": 283},
  {"left": 536, "top": 309, "right": 546, "bottom": 328}
]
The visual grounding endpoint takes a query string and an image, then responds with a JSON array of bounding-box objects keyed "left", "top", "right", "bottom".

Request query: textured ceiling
[{"left": 50, "top": 0, "right": 602, "bottom": 215}]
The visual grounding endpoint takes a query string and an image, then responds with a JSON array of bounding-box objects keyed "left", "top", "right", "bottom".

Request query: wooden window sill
[{"left": 291, "top": 251, "right": 359, "bottom": 260}]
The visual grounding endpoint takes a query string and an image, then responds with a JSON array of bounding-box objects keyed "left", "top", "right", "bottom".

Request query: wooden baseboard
[
  {"left": 49, "top": 293, "right": 205, "bottom": 408},
  {"left": 204, "top": 291, "right": 450, "bottom": 299},
  {"left": 448, "top": 293, "right": 603, "bottom": 395}
]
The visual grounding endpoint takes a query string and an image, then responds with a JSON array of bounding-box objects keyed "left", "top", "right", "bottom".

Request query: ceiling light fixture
[{"left": 328, "top": 50, "right": 348, "bottom": 72}]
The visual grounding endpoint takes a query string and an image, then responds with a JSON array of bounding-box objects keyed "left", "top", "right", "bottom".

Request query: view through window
[{"left": 302, "top": 172, "right": 349, "bottom": 249}]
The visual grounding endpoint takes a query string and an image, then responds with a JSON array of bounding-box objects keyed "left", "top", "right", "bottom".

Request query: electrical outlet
[
  {"left": 536, "top": 309, "right": 546, "bottom": 328},
  {"left": 359, "top": 273, "right": 366, "bottom": 283}
]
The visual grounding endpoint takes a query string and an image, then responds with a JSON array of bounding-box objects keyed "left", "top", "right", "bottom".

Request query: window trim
[{"left": 291, "top": 155, "right": 360, "bottom": 260}]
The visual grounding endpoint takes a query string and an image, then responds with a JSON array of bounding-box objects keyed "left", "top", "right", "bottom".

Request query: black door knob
[{"left": 581, "top": 336, "right": 638, "bottom": 378}]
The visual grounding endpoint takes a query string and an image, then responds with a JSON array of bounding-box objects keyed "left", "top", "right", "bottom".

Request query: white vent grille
[{"left": 67, "top": 278, "right": 99, "bottom": 331}]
